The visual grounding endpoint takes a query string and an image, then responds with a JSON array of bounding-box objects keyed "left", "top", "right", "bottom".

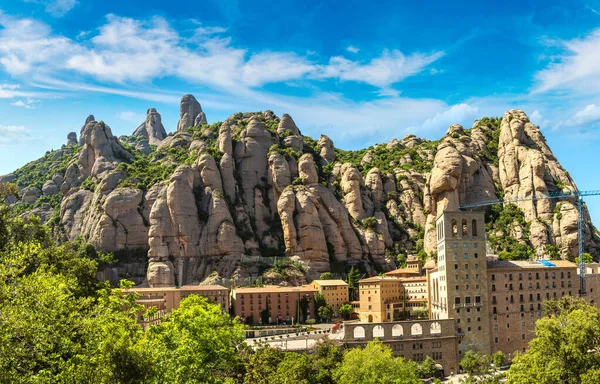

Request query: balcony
[
  {"left": 453, "top": 303, "right": 464, "bottom": 309},
  {"left": 474, "top": 302, "right": 483, "bottom": 307},
  {"left": 464, "top": 303, "right": 473, "bottom": 308},
  {"left": 456, "top": 332, "right": 465, "bottom": 337}
]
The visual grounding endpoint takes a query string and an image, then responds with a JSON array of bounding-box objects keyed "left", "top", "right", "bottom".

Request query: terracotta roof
[
  {"left": 311, "top": 279, "right": 348, "bottom": 286},
  {"left": 233, "top": 285, "right": 317, "bottom": 294},
  {"left": 487, "top": 259, "right": 577, "bottom": 270},
  {"left": 359, "top": 276, "right": 401, "bottom": 283},
  {"left": 124, "top": 284, "right": 228, "bottom": 293},
  {"left": 385, "top": 268, "right": 421, "bottom": 276}
]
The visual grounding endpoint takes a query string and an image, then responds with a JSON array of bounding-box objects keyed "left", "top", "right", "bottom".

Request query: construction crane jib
[{"left": 459, "top": 190, "right": 600, "bottom": 296}]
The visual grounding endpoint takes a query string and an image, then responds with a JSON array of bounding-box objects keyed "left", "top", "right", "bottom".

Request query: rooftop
[
  {"left": 487, "top": 259, "right": 577, "bottom": 270},
  {"left": 311, "top": 279, "right": 348, "bottom": 286},
  {"left": 233, "top": 285, "right": 317, "bottom": 294},
  {"left": 385, "top": 268, "right": 421, "bottom": 276},
  {"left": 124, "top": 284, "right": 228, "bottom": 292}
]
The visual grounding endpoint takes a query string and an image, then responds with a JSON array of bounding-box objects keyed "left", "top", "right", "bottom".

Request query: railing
[{"left": 456, "top": 332, "right": 465, "bottom": 337}]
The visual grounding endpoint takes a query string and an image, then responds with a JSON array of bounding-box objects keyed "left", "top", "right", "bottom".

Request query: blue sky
[{"left": 1, "top": 0, "right": 600, "bottom": 224}]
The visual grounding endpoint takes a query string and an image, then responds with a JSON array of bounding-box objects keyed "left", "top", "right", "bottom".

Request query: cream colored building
[
  {"left": 428, "top": 211, "right": 491, "bottom": 357},
  {"left": 310, "top": 279, "right": 349, "bottom": 316},
  {"left": 125, "top": 285, "right": 229, "bottom": 328}
]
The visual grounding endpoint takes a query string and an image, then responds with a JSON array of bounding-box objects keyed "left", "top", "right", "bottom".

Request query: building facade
[
  {"left": 342, "top": 319, "right": 459, "bottom": 375},
  {"left": 429, "top": 211, "right": 491, "bottom": 357},
  {"left": 310, "top": 280, "right": 349, "bottom": 316},
  {"left": 358, "top": 274, "right": 429, "bottom": 323},
  {"left": 125, "top": 285, "right": 229, "bottom": 327},
  {"left": 232, "top": 285, "right": 317, "bottom": 324},
  {"left": 487, "top": 259, "right": 578, "bottom": 356}
]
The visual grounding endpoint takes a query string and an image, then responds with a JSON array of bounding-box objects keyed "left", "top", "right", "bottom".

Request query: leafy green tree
[
  {"left": 270, "top": 352, "right": 313, "bottom": 384},
  {"left": 333, "top": 340, "right": 420, "bottom": 384},
  {"left": 314, "top": 293, "right": 327, "bottom": 321},
  {"left": 460, "top": 350, "right": 489, "bottom": 376},
  {"left": 507, "top": 299, "right": 600, "bottom": 384},
  {"left": 0, "top": 272, "right": 151, "bottom": 384},
  {"left": 319, "top": 272, "right": 334, "bottom": 280},
  {"left": 491, "top": 350, "right": 506, "bottom": 367},
  {"left": 318, "top": 304, "right": 334, "bottom": 322},
  {"left": 143, "top": 295, "right": 246, "bottom": 383},
  {"left": 310, "top": 340, "right": 343, "bottom": 384},
  {"left": 418, "top": 355, "right": 438, "bottom": 379},
  {"left": 242, "top": 347, "right": 284, "bottom": 384},
  {"left": 338, "top": 303, "right": 353, "bottom": 320}
]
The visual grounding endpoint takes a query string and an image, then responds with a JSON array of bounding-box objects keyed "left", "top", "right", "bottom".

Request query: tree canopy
[{"left": 507, "top": 298, "right": 600, "bottom": 384}]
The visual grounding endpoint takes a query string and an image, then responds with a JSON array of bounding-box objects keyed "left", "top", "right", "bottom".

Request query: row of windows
[
  {"left": 454, "top": 296, "right": 482, "bottom": 304},
  {"left": 491, "top": 281, "right": 572, "bottom": 291},
  {"left": 491, "top": 271, "right": 572, "bottom": 281}
]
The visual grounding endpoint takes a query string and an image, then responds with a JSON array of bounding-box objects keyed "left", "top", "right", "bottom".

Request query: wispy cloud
[
  {"left": 346, "top": 45, "right": 359, "bottom": 54},
  {"left": 533, "top": 28, "right": 600, "bottom": 94},
  {"left": 0, "top": 14, "right": 442, "bottom": 93},
  {"left": 23, "top": 0, "right": 77, "bottom": 17},
  {"left": 10, "top": 98, "right": 40, "bottom": 109},
  {"left": 117, "top": 110, "right": 145, "bottom": 123},
  {"left": 315, "top": 49, "right": 444, "bottom": 88},
  {"left": 0, "top": 125, "right": 31, "bottom": 142}
]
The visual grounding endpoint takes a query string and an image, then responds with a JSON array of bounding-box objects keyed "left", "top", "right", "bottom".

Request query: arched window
[
  {"left": 462, "top": 219, "right": 468, "bottom": 236},
  {"left": 472, "top": 219, "right": 478, "bottom": 236},
  {"left": 452, "top": 219, "right": 458, "bottom": 237},
  {"left": 411, "top": 323, "right": 423, "bottom": 336},
  {"left": 373, "top": 325, "right": 385, "bottom": 339},
  {"left": 354, "top": 326, "right": 365, "bottom": 339},
  {"left": 392, "top": 324, "right": 404, "bottom": 338},
  {"left": 430, "top": 322, "right": 442, "bottom": 335}
]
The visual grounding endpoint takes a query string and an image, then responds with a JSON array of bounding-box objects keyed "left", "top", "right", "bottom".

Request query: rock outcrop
[
  {"left": 133, "top": 108, "right": 167, "bottom": 145},
  {"left": 177, "top": 94, "right": 207, "bottom": 131},
  {"left": 66, "top": 132, "right": 78, "bottom": 146}
]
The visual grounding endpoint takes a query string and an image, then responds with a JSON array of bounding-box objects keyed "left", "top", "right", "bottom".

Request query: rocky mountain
[{"left": 3, "top": 95, "right": 599, "bottom": 287}]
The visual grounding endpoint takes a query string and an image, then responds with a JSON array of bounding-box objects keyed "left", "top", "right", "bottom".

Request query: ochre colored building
[
  {"left": 487, "top": 259, "right": 578, "bottom": 357},
  {"left": 310, "top": 279, "right": 349, "bottom": 316},
  {"left": 125, "top": 285, "right": 229, "bottom": 327},
  {"left": 358, "top": 274, "right": 429, "bottom": 323},
  {"left": 232, "top": 285, "right": 317, "bottom": 324}
]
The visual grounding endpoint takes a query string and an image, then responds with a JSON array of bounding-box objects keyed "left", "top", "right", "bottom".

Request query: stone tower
[{"left": 429, "top": 210, "right": 491, "bottom": 357}]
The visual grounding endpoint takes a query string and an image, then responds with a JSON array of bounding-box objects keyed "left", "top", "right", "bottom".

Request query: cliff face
[{"left": 4, "top": 96, "right": 599, "bottom": 286}]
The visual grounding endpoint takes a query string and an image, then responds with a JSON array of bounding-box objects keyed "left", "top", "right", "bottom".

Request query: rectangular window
[
  {"left": 464, "top": 253, "right": 468, "bottom": 259},
  {"left": 474, "top": 243, "right": 478, "bottom": 248},
  {"left": 464, "top": 243, "right": 468, "bottom": 248}
]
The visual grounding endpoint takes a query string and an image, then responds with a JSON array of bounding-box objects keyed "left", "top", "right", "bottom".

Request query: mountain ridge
[{"left": 2, "top": 94, "right": 598, "bottom": 286}]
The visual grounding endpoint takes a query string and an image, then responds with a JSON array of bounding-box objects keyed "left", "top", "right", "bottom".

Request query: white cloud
[
  {"left": 117, "top": 110, "right": 146, "bottom": 123},
  {"left": 10, "top": 98, "right": 40, "bottom": 108},
  {"left": 346, "top": 45, "right": 359, "bottom": 53},
  {"left": 0, "top": 125, "right": 31, "bottom": 142},
  {"left": 0, "top": 12, "right": 80, "bottom": 75},
  {"left": 315, "top": 49, "right": 444, "bottom": 88},
  {"left": 0, "top": 14, "right": 442, "bottom": 92},
  {"left": 23, "top": 0, "right": 77, "bottom": 17},
  {"left": 565, "top": 104, "right": 600, "bottom": 127},
  {"left": 418, "top": 103, "right": 480, "bottom": 133},
  {"left": 534, "top": 29, "right": 600, "bottom": 94}
]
